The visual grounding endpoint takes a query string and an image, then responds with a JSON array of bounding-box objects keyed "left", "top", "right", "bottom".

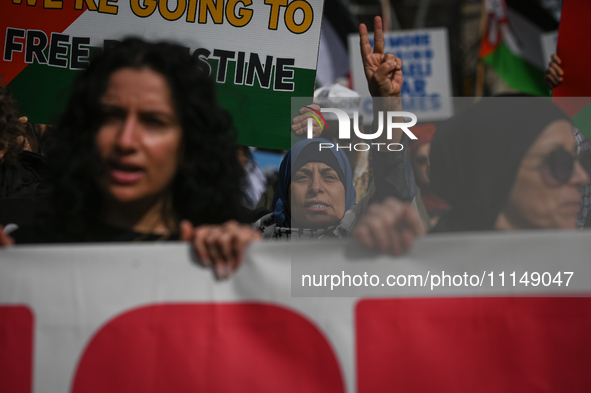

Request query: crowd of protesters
[{"left": 1, "top": 16, "right": 590, "bottom": 278}]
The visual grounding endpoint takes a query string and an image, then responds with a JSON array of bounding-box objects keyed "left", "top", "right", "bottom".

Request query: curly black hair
[
  {"left": 44, "top": 38, "right": 246, "bottom": 242},
  {"left": 0, "top": 85, "right": 25, "bottom": 166}
]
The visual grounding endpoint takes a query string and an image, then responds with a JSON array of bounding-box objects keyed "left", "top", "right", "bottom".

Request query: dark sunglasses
[{"left": 540, "top": 148, "right": 591, "bottom": 185}]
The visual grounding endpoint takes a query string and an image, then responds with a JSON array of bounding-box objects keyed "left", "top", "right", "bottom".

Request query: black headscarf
[{"left": 430, "top": 97, "right": 570, "bottom": 232}]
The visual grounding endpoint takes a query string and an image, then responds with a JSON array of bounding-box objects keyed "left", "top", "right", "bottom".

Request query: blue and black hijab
[{"left": 272, "top": 138, "right": 356, "bottom": 227}]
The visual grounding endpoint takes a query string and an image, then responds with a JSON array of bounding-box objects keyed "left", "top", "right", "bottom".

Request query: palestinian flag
[
  {"left": 479, "top": 0, "right": 559, "bottom": 96},
  {"left": 1, "top": 0, "right": 324, "bottom": 150}
]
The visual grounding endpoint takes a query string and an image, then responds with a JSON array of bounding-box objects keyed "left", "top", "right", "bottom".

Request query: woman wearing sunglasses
[
  {"left": 428, "top": 97, "right": 589, "bottom": 232},
  {"left": 354, "top": 96, "right": 588, "bottom": 251}
]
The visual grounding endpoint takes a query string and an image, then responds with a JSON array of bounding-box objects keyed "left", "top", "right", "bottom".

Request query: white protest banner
[
  {"left": 348, "top": 28, "right": 453, "bottom": 125},
  {"left": 1, "top": 0, "right": 324, "bottom": 149},
  {"left": 1, "top": 230, "right": 591, "bottom": 392}
]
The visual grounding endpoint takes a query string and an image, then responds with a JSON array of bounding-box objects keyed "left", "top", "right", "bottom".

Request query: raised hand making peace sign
[{"left": 359, "top": 16, "right": 403, "bottom": 98}]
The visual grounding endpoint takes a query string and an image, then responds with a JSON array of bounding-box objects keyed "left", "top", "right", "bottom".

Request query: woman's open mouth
[
  {"left": 305, "top": 202, "right": 330, "bottom": 211},
  {"left": 108, "top": 162, "right": 144, "bottom": 184}
]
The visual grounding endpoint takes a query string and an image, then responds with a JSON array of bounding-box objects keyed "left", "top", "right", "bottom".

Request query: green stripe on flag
[
  {"left": 572, "top": 104, "right": 591, "bottom": 138},
  {"left": 482, "top": 43, "right": 549, "bottom": 97},
  {"left": 215, "top": 62, "right": 315, "bottom": 150},
  {"left": 8, "top": 58, "right": 88, "bottom": 125}
]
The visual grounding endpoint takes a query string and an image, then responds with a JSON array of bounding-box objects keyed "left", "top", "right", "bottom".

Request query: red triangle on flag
[{"left": 1, "top": 1, "right": 87, "bottom": 84}]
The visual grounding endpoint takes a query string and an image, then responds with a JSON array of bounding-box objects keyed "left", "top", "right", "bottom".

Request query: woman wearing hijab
[
  {"left": 429, "top": 97, "right": 589, "bottom": 232},
  {"left": 255, "top": 138, "right": 359, "bottom": 239},
  {"left": 254, "top": 15, "right": 424, "bottom": 251},
  {"left": 354, "top": 96, "right": 589, "bottom": 244},
  {"left": 257, "top": 137, "right": 424, "bottom": 252}
]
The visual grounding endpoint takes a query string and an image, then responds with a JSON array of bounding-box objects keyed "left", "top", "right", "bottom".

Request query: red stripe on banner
[
  {"left": 72, "top": 303, "right": 345, "bottom": 393},
  {"left": 357, "top": 298, "right": 591, "bottom": 393},
  {"left": 0, "top": 1, "right": 87, "bottom": 85},
  {"left": 0, "top": 306, "right": 34, "bottom": 393}
]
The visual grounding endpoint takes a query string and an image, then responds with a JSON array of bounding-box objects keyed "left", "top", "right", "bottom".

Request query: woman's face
[
  {"left": 496, "top": 120, "right": 589, "bottom": 230},
  {"left": 289, "top": 161, "right": 346, "bottom": 228},
  {"left": 95, "top": 68, "right": 183, "bottom": 206}
]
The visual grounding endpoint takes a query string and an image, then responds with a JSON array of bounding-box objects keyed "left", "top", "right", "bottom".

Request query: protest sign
[
  {"left": 1, "top": 230, "right": 591, "bottom": 392},
  {"left": 348, "top": 28, "right": 453, "bottom": 125},
  {"left": 1, "top": 0, "right": 324, "bottom": 149}
]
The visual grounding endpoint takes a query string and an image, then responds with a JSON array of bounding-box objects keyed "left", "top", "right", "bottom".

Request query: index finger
[
  {"left": 359, "top": 22, "right": 372, "bottom": 60},
  {"left": 194, "top": 226, "right": 212, "bottom": 266},
  {"left": 179, "top": 219, "right": 194, "bottom": 242},
  {"left": 231, "top": 227, "right": 254, "bottom": 270},
  {"left": 373, "top": 16, "right": 384, "bottom": 55}
]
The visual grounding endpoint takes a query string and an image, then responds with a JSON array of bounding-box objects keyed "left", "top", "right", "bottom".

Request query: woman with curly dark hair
[{"left": 1, "top": 39, "right": 260, "bottom": 278}]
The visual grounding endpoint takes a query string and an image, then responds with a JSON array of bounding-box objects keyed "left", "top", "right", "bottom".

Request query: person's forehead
[
  {"left": 101, "top": 68, "right": 174, "bottom": 107},
  {"left": 298, "top": 161, "right": 337, "bottom": 171},
  {"left": 528, "top": 119, "right": 576, "bottom": 154}
]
